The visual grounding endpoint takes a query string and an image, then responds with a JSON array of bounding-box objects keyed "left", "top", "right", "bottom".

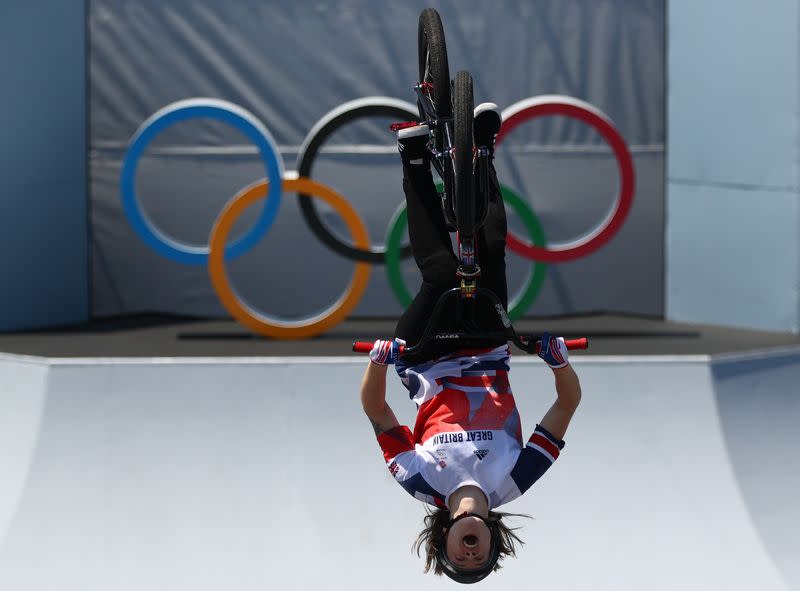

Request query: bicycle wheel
[
  {"left": 453, "top": 70, "right": 475, "bottom": 239},
  {"left": 417, "top": 8, "right": 451, "bottom": 119}
]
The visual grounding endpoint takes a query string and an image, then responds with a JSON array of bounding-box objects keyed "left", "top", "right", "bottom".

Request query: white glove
[{"left": 369, "top": 338, "right": 406, "bottom": 365}]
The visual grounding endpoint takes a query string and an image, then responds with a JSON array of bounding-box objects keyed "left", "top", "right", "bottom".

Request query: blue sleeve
[{"left": 509, "top": 424, "right": 564, "bottom": 495}]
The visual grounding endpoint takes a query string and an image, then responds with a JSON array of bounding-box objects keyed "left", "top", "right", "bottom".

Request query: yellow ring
[{"left": 208, "top": 177, "right": 371, "bottom": 339}]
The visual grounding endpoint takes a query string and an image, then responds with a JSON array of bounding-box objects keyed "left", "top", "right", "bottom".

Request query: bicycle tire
[
  {"left": 417, "top": 8, "right": 451, "bottom": 119},
  {"left": 453, "top": 70, "right": 475, "bottom": 240}
]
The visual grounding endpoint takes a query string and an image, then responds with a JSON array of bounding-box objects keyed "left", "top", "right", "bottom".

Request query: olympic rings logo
[{"left": 120, "top": 95, "right": 635, "bottom": 339}]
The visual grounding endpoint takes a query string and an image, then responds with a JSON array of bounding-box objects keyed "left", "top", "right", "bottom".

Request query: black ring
[{"left": 295, "top": 98, "right": 419, "bottom": 264}]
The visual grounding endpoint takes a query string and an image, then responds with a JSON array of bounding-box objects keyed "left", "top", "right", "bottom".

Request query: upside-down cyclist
[{"left": 359, "top": 102, "right": 583, "bottom": 584}]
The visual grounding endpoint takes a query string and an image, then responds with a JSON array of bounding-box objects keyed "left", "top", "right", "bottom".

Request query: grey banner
[{"left": 89, "top": 0, "right": 665, "bottom": 320}]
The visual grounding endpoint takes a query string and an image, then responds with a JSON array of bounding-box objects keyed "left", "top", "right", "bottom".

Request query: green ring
[{"left": 385, "top": 183, "right": 548, "bottom": 320}]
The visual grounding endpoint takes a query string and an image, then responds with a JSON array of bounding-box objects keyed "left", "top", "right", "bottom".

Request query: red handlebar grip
[
  {"left": 351, "top": 341, "right": 407, "bottom": 354},
  {"left": 534, "top": 337, "right": 589, "bottom": 353},
  {"left": 565, "top": 338, "right": 589, "bottom": 350}
]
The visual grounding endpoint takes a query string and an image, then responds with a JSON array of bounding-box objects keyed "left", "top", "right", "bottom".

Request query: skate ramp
[{"left": 0, "top": 350, "right": 796, "bottom": 590}]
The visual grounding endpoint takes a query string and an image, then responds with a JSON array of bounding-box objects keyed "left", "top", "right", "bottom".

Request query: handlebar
[{"left": 352, "top": 337, "right": 589, "bottom": 355}]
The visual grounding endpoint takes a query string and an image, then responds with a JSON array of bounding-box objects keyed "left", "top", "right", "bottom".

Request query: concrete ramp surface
[{"left": 0, "top": 351, "right": 797, "bottom": 590}]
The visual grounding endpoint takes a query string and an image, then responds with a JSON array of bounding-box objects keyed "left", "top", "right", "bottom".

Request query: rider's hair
[{"left": 412, "top": 506, "right": 529, "bottom": 575}]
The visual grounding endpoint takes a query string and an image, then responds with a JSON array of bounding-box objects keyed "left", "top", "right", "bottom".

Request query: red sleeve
[
  {"left": 377, "top": 425, "right": 414, "bottom": 463},
  {"left": 526, "top": 424, "right": 565, "bottom": 462}
]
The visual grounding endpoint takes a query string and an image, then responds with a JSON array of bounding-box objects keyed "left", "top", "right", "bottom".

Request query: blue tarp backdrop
[{"left": 0, "top": 1, "right": 87, "bottom": 331}]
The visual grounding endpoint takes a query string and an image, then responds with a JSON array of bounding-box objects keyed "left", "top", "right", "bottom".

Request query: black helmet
[{"left": 436, "top": 512, "right": 501, "bottom": 584}]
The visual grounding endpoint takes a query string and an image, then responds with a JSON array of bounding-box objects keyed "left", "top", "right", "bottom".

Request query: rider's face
[{"left": 444, "top": 514, "right": 492, "bottom": 570}]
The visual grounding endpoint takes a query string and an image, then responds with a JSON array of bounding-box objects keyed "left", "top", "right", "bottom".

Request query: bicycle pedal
[{"left": 390, "top": 121, "right": 421, "bottom": 132}]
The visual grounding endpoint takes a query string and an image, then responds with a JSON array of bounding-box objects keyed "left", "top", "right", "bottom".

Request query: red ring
[{"left": 496, "top": 97, "right": 636, "bottom": 263}]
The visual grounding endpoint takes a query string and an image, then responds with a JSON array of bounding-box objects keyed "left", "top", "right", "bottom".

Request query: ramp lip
[
  {"left": 515, "top": 354, "right": 711, "bottom": 364},
  {"left": 710, "top": 345, "right": 800, "bottom": 365},
  {"left": 3, "top": 347, "right": 797, "bottom": 367},
  {"left": 0, "top": 352, "right": 53, "bottom": 365},
  {"left": 27, "top": 354, "right": 714, "bottom": 366},
  {"left": 39, "top": 356, "right": 366, "bottom": 366}
]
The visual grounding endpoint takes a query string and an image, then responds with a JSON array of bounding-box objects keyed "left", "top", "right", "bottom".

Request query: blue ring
[{"left": 120, "top": 99, "right": 283, "bottom": 265}]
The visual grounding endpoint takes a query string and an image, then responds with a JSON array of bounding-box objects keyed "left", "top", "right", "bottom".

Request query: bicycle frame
[
  {"left": 360, "top": 35, "right": 593, "bottom": 360},
  {"left": 414, "top": 82, "right": 493, "bottom": 305},
  {"left": 414, "top": 82, "right": 457, "bottom": 230}
]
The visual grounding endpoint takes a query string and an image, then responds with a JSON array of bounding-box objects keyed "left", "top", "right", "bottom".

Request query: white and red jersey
[{"left": 377, "top": 345, "right": 564, "bottom": 510}]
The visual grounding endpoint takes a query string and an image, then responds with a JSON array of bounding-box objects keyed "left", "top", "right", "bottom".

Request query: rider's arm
[
  {"left": 360, "top": 361, "right": 401, "bottom": 436},
  {"left": 361, "top": 360, "right": 427, "bottom": 496},
  {"left": 538, "top": 364, "right": 582, "bottom": 441}
]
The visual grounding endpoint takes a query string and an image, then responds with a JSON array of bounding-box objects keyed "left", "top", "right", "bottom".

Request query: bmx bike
[{"left": 356, "top": 8, "right": 588, "bottom": 360}]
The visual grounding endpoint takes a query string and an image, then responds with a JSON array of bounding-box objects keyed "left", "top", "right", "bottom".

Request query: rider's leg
[
  {"left": 474, "top": 104, "right": 508, "bottom": 313},
  {"left": 393, "top": 125, "right": 458, "bottom": 346}
]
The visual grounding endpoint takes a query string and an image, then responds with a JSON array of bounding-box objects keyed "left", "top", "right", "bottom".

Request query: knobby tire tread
[
  {"left": 453, "top": 70, "right": 475, "bottom": 240},
  {"left": 418, "top": 8, "right": 451, "bottom": 119}
]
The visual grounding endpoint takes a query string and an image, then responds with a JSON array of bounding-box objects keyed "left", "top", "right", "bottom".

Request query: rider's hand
[
  {"left": 369, "top": 338, "right": 406, "bottom": 366},
  {"left": 538, "top": 332, "right": 569, "bottom": 369}
]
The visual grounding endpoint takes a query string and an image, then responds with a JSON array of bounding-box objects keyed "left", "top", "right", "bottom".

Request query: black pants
[{"left": 393, "top": 159, "right": 508, "bottom": 351}]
